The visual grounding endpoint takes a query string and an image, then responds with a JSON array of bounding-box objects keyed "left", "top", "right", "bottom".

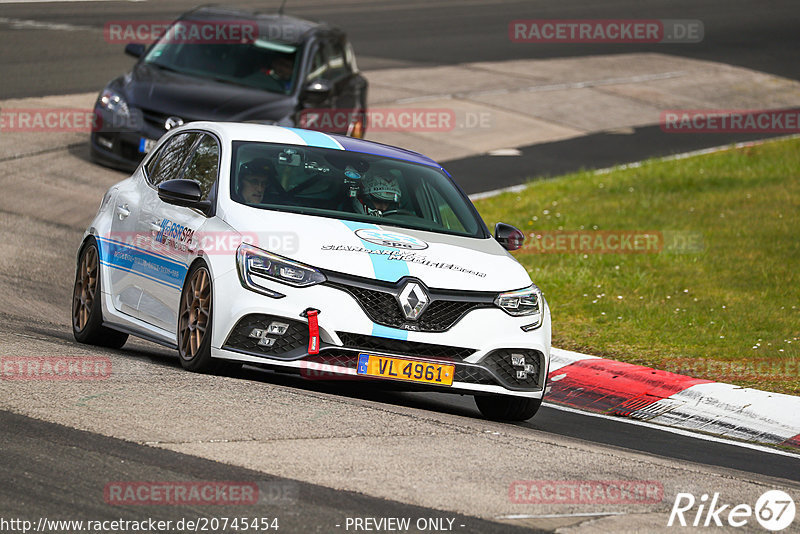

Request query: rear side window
[{"left": 146, "top": 132, "right": 199, "bottom": 186}]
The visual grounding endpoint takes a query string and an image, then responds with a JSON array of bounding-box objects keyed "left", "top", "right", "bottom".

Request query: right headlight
[
  {"left": 236, "top": 243, "right": 326, "bottom": 298},
  {"left": 494, "top": 284, "right": 544, "bottom": 327}
]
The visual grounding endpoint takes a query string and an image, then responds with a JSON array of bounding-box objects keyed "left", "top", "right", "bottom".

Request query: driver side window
[
  {"left": 181, "top": 134, "right": 220, "bottom": 201},
  {"left": 305, "top": 45, "right": 328, "bottom": 83},
  {"left": 146, "top": 132, "right": 199, "bottom": 187}
]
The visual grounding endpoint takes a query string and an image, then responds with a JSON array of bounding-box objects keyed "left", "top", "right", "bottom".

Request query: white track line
[
  {"left": 497, "top": 512, "right": 626, "bottom": 520},
  {"left": 543, "top": 402, "right": 800, "bottom": 458},
  {"left": 396, "top": 71, "right": 687, "bottom": 104}
]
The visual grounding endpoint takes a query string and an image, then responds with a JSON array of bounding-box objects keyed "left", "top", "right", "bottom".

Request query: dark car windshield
[
  {"left": 142, "top": 21, "right": 299, "bottom": 95},
  {"left": 230, "top": 142, "right": 487, "bottom": 238}
]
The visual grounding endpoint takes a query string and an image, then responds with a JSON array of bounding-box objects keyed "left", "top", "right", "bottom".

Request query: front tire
[
  {"left": 475, "top": 395, "right": 543, "bottom": 421},
  {"left": 72, "top": 238, "right": 128, "bottom": 348},
  {"left": 177, "top": 262, "right": 238, "bottom": 374}
]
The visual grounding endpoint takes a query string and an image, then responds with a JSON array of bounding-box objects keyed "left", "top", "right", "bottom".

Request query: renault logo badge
[
  {"left": 164, "top": 116, "right": 184, "bottom": 130},
  {"left": 396, "top": 281, "right": 430, "bottom": 321}
]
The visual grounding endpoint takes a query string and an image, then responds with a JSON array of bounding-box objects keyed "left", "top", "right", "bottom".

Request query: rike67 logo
[{"left": 668, "top": 490, "right": 795, "bottom": 531}]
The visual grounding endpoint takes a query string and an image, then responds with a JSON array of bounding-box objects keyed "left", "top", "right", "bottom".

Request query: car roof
[
  {"left": 192, "top": 122, "right": 442, "bottom": 168},
  {"left": 181, "top": 5, "right": 333, "bottom": 45}
]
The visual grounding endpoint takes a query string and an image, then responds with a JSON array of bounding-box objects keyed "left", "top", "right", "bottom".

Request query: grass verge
[{"left": 474, "top": 137, "right": 800, "bottom": 395}]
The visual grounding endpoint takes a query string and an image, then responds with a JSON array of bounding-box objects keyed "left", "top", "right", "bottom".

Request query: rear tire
[
  {"left": 475, "top": 395, "right": 542, "bottom": 421},
  {"left": 72, "top": 238, "right": 128, "bottom": 349}
]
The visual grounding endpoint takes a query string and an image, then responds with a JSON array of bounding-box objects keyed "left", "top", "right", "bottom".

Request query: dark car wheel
[
  {"left": 474, "top": 395, "right": 543, "bottom": 421},
  {"left": 72, "top": 238, "right": 129, "bottom": 348}
]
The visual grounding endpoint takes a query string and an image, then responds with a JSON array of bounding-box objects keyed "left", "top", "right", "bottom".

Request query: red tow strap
[{"left": 306, "top": 309, "right": 320, "bottom": 354}]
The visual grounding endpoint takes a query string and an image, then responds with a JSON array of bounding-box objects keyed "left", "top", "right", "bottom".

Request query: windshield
[
  {"left": 230, "top": 142, "right": 487, "bottom": 238},
  {"left": 142, "top": 20, "right": 299, "bottom": 95}
]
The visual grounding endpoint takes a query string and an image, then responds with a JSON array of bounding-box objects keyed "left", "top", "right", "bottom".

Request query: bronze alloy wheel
[
  {"left": 72, "top": 244, "right": 99, "bottom": 333},
  {"left": 71, "top": 240, "right": 128, "bottom": 348},
  {"left": 179, "top": 266, "right": 212, "bottom": 361}
]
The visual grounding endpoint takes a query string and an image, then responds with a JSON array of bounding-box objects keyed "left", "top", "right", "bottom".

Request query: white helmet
[{"left": 362, "top": 172, "right": 401, "bottom": 204}]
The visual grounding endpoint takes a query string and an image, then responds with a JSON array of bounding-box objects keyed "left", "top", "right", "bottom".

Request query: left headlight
[
  {"left": 236, "top": 243, "right": 326, "bottom": 298},
  {"left": 98, "top": 89, "right": 130, "bottom": 119},
  {"left": 495, "top": 284, "right": 544, "bottom": 325}
]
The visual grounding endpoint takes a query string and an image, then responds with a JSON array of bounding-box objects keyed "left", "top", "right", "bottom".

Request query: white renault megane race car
[{"left": 72, "top": 122, "right": 551, "bottom": 420}]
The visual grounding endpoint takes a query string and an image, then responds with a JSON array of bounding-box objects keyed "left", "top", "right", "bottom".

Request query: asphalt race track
[{"left": 1, "top": 1, "right": 799, "bottom": 532}]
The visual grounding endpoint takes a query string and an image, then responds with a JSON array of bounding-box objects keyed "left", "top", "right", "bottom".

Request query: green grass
[{"left": 474, "top": 138, "right": 800, "bottom": 394}]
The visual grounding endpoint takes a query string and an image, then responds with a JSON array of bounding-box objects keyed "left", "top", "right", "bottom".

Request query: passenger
[{"left": 236, "top": 158, "right": 274, "bottom": 204}]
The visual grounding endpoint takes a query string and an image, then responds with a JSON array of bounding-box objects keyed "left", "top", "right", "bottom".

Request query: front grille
[
  {"left": 223, "top": 314, "right": 308, "bottom": 358},
  {"left": 141, "top": 108, "right": 174, "bottom": 131},
  {"left": 305, "top": 350, "right": 359, "bottom": 369},
  {"left": 454, "top": 364, "right": 495, "bottom": 385},
  {"left": 306, "top": 349, "right": 496, "bottom": 387},
  {"left": 327, "top": 280, "right": 492, "bottom": 332},
  {"left": 119, "top": 140, "right": 142, "bottom": 162},
  {"left": 337, "top": 332, "right": 475, "bottom": 361},
  {"left": 481, "top": 349, "right": 542, "bottom": 389}
]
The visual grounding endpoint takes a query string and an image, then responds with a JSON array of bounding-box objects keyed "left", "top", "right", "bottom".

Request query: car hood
[
  {"left": 221, "top": 208, "right": 533, "bottom": 292},
  {"left": 121, "top": 63, "right": 295, "bottom": 121}
]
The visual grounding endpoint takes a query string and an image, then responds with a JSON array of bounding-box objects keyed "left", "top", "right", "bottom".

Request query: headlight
[
  {"left": 98, "top": 89, "right": 130, "bottom": 118},
  {"left": 495, "top": 284, "right": 544, "bottom": 326},
  {"left": 236, "top": 243, "right": 326, "bottom": 298}
]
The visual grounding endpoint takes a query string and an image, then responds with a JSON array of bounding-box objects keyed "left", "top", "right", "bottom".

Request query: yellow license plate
[{"left": 356, "top": 354, "right": 454, "bottom": 386}]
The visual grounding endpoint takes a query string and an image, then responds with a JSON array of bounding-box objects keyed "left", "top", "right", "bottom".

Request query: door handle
[
  {"left": 116, "top": 204, "right": 130, "bottom": 219},
  {"left": 150, "top": 221, "right": 163, "bottom": 232}
]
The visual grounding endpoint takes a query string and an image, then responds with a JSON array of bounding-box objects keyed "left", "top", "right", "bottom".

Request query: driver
[
  {"left": 269, "top": 56, "right": 294, "bottom": 91},
  {"left": 356, "top": 171, "right": 402, "bottom": 216},
  {"left": 236, "top": 158, "right": 273, "bottom": 204}
]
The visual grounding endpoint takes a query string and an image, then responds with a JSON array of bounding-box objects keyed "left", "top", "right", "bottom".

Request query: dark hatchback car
[{"left": 91, "top": 6, "right": 368, "bottom": 171}]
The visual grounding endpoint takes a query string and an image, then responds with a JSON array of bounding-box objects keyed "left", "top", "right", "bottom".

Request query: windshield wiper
[
  {"left": 147, "top": 62, "right": 183, "bottom": 75},
  {"left": 210, "top": 76, "right": 255, "bottom": 89}
]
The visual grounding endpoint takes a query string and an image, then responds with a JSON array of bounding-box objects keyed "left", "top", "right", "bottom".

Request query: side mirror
[
  {"left": 495, "top": 222, "right": 525, "bottom": 251},
  {"left": 301, "top": 79, "right": 332, "bottom": 106},
  {"left": 158, "top": 179, "right": 210, "bottom": 212},
  {"left": 125, "top": 43, "right": 146, "bottom": 59}
]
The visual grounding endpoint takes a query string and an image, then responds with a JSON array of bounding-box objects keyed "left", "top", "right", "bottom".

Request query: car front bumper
[{"left": 210, "top": 268, "right": 551, "bottom": 399}]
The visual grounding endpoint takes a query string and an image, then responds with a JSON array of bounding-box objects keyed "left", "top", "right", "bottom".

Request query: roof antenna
[{"left": 278, "top": 0, "right": 288, "bottom": 15}]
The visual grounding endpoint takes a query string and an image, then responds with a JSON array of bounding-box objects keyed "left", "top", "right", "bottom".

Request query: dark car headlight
[
  {"left": 236, "top": 243, "right": 326, "bottom": 298},
  {"left": 495, "top": 284, "right": 544, "bottom": 327},
  {"left": 98, "top": 89, "right": 130, "bottom": 120}
]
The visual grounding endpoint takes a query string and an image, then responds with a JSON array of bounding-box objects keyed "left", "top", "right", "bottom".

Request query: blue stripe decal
[
  {"left": 371, "top": 324, "right": 409, "bottom": 341},
  {"left": 338, "top": 221, "right": 410, "bottom": 341},
  {"left": 99, "top": 261, "right": 182, "bottom": 290},
  {"left": 339, "top": 221, "right": 410, "bottom": 283},
  {"left": 284, "top": 128, "right": 342, "bottom": 150},
  {"left": 97, "top": 237, "right": 187, "bottom": 289}
]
